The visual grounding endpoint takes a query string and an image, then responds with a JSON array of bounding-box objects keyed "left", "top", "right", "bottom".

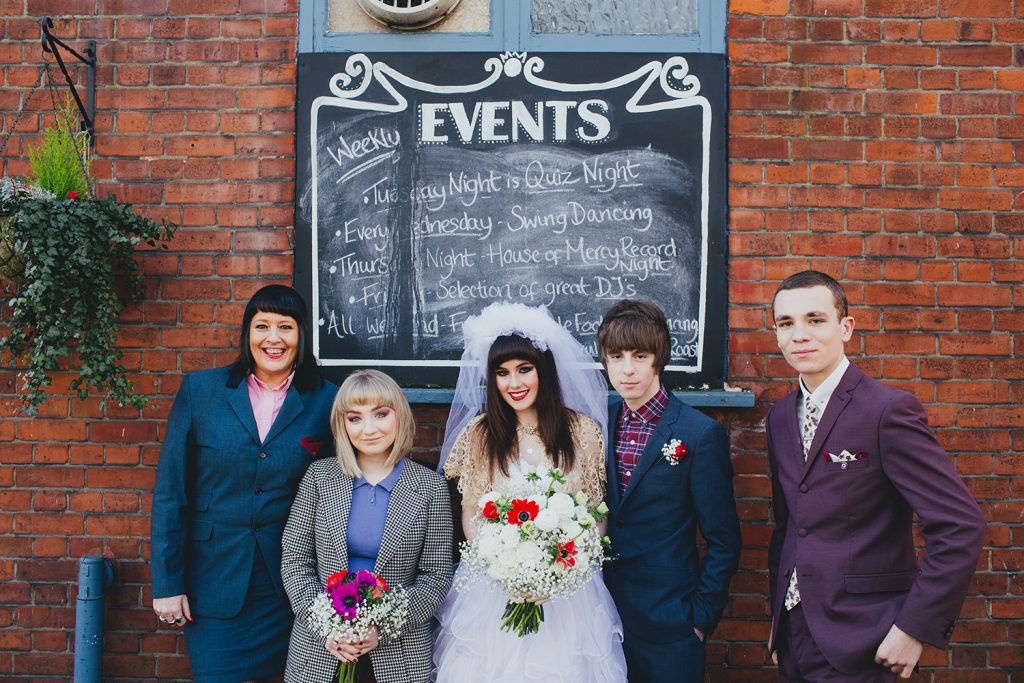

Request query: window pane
[{"left": 532, "top": 0, "right": 697, "bottom": 35}]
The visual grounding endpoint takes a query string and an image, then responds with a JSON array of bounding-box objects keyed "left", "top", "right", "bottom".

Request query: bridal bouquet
[
  {"left": 308, "top": 569, "right": 408, "bottom": 683},
  {"left": 457, "top": 466, "right": 610, "bottom": 636}
]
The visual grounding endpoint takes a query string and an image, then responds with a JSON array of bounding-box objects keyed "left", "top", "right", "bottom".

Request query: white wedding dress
[{"left": 433, "top": 419, "right": 627, "bottom": 683}]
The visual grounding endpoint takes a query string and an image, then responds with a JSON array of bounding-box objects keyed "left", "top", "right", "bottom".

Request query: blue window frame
[{"left": 298, "top": 0, "right": 725, "bottom": 54}]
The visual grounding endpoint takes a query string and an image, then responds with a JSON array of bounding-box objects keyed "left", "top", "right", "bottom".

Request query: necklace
[{"left": 517, "top": 423, "right": 540, "bottom": 436}]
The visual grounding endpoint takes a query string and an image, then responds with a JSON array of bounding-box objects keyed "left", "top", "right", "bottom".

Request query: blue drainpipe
[{"left": 73, "top": 556, "right": 115, "bottom": 683}]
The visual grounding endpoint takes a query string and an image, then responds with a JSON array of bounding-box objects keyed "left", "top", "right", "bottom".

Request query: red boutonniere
[
  {"left": 482, "top": 500, "right": 500, "bottom": 520},
  {"left": 661, "top": 439, "right": 687, "bottom": 466},
  {"left": 300, "top": 436, "right": 324, "bottom": 457}
]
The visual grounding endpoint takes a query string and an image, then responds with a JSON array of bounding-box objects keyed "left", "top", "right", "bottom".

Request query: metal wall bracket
[{"left": 40, "top": 17, "right": 96, "bottom": 139}]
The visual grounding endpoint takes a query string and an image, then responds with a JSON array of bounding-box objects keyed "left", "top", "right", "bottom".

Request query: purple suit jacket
[{"left": 767, "top": 363, "right": 985, "bottom": 674}]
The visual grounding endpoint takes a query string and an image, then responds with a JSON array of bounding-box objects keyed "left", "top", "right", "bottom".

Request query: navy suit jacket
[
  {"left": 150, "top": 365, "right": 337, "bottom": 618},
  {"left": 604, "top": 392, "right": 741, "bottom": 642},
  {"left": 767, "top": 364, "right": 985, "bottom": 673}
]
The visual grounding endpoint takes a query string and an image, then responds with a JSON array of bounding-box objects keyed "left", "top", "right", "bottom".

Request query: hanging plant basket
[{"left": 0, "top": 96, "right": 174, "bottom": 414}]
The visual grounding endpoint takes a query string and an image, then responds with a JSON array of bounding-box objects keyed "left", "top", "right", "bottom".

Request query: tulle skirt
[{"left": 433, "top": 568, "right": 627, "bottom": 682}]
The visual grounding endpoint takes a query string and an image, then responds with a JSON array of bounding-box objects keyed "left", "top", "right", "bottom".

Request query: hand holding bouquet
[
  {"left": 457, "top": 466, "right": 610, "bottom": 636},
  {"left": 307, "top": 569, "right": 408, "bottom": 683}
]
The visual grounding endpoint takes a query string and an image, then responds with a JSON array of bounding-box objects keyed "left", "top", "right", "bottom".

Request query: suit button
[
  {"left": 258, "top": 451, "right": 268, "bottom": 459},
  {"left": 255, "top": 488, "right": 263, "bottom": 495},
  {"left": 798, "top": 528, "right": 807, "bottom": 537},
  {"left": 799, "top": 484, "right": 808, "bottom": 493}
]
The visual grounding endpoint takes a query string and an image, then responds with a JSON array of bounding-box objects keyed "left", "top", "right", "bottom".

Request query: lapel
[
  {"left": 320, "top": 460, "right": 353, "bottom": 569},
  {"left": 226, "top": 377, "right": 261, "bottom": 445},
  {"left": 605, "top": 401, "right": 623, "bottom": 512},
  {"left": 263, "top": 385, "right": 306, "bottom": 446},
  {"left": 799, "top": 364, "right": 863, "bottom": 483},
  {"left": 619, "top": 396, "right": 682, "bottom": 508},
  {"left": 778, "top": 389, "right": 801, "bottom": 469},
  {"left": 374, "top": 462, "right": 426, "bottom": 573}
]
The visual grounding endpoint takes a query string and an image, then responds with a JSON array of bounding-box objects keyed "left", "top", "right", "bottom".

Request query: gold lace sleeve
[
  {"left": 442, "top": 415, "right": 488, "bottom": 504},
  {"left": 569, "top": 414, "right": 608, "bottom": 505}
]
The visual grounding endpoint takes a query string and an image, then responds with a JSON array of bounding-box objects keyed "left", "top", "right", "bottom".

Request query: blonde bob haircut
[{"left": 331, "top": 369, "right": 415, "bottom": 478}]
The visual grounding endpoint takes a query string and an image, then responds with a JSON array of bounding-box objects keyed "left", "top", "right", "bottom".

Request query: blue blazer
[
  {"left": 604, "top": 392, "right": 741, "bottom": 641},
  {"left": 150, "top": 365, "right": 337, "bottom": 618}
]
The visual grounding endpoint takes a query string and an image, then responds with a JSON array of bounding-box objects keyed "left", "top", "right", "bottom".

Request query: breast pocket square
[
  {"left": 822, "top": 449, "right": 869, "bottom": 463},
  {"left": 300, "top": 436, "right": 325, "bottom": 456}
]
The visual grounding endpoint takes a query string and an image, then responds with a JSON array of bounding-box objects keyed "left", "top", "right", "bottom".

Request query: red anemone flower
[
  {"left": 507, "top": 498, "right": 539, "bottom": 526},
  {"left": 555, "top": 540, "right": 577, "bottom": 569}
]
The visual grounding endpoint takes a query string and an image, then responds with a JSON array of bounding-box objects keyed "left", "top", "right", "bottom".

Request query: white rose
[
  {"left": 498, "top": 525, "right": 520, "bottom": 547},
  {"left": 547, "top": 492, "right": 575, "bottom": 518},
  {"left": 478, "top": 490, "right": 500, "bottom": 507},
  {"left": 515, "top": 541, "right": 545, "bottom": 565},
  {"left": 560, "top": 519, "right": 582, "bottom": 539},
  {"left": 488, "top": 557, "right": 513, "bottom": 580},
  {"left": 528, "top": 494, "right": 547, "bottom": 510},
  {"left": 476, "top": 531, "right": 502, "bottom": 558},
  {"left": 535, "top": 471, "right": 553, "bottom": 490},
  {"left": 533, "top": 508, "right": 560, "bottom": 532}
]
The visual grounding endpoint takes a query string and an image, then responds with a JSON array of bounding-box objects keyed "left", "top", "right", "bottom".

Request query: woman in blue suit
[{"left": 150, "top": 284, "right": 338, "bottom": 683}]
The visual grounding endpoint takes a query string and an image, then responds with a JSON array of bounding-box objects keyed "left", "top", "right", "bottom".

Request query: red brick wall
[{"left": 0, "top": 1, "right": 1020, "bottom": 680}]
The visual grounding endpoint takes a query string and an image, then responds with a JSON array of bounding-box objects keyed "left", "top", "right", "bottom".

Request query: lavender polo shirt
[{"left": 347, "top": 458, "right": 406, "bottom": 572}]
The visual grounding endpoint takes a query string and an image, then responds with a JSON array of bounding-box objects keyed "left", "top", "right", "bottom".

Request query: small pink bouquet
[
  {"left": 457, "top": 466, "right": 610, "bottom": 636},
  {"left": 307, "top": 569, "right": 408, "bottom": 683}
]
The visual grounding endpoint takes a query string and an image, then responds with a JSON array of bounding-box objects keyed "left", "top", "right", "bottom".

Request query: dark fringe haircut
[
  {"left": 596, "top": 299, "right": 672, "bottom": 373},
  {"left": 231, "top": 284, "right": 322, "bottom": 392},
  {"left": 477, "top": 334, "right": 577, "bottom": 479},
  {"left": 772, "top": 270, "right": 849, "bottom": 319}
]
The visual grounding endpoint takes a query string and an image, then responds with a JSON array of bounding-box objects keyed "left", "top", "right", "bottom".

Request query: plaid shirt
[{"left": 615, "top": 384, "right": 670, "bottom": 495}]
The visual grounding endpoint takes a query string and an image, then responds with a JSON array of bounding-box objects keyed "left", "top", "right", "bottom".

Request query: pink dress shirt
[{"left": 247, "top": 372, "right": 294, "bottom": 442}]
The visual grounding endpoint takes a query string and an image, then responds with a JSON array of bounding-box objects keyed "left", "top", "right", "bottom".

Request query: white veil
[{"left": 438, "top": 302, "right": 609, "bottom": 470}]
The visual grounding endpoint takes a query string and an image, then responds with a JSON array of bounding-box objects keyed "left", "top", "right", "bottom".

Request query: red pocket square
[{"left": 300, "top": 436, "right": 325, "bottom": 456}]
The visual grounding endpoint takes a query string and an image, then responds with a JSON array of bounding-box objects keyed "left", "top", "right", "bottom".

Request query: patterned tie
[
  {"left": 785, "top": 395, "right": 821, "bottom": 611},
  {"left": 801, "top": 396, "right": 820, "bottom": 461}
]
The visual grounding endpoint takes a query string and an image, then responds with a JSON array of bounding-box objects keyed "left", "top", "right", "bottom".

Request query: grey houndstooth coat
[{"left": 280, "top": 456, "right": 454, "bottom": 683}]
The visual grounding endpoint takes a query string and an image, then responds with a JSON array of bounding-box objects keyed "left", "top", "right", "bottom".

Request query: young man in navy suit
[
  {"left": 767, "top": 270, "right": 985, "bottom": 681},
  {"left": 599, "top": 300, "right": 741, "bottom": 683}
]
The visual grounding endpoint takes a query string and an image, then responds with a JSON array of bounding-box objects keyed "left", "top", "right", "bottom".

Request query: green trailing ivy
[
  {"left": 0, "top": 97, "right": 173, "bottom": 414},
  {"left": 0, "top": 194, "right": 174, "bottom": 415}
]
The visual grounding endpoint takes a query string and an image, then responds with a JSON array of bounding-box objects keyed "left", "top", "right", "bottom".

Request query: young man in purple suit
[
  {"left": 767, "top": 270, "right": 985, "bottom": 682},
  {"left": 599, "top": 300, "right": 741, "bottom": 683}
]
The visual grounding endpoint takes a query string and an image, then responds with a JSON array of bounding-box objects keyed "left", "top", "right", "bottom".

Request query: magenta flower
[
  {"left": 331, "top": 582, "right": 360, "bottom": 620},
  {"left": 355, "top": 569, "right": 376, "bottom": 590}
]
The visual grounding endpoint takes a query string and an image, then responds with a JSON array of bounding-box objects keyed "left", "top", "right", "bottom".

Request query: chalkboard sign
[{"left": 296, "top": 52, "right": 727, "bottom": 388}]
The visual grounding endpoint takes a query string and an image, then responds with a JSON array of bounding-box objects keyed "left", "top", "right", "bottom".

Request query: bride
[{"left": 433, "top": 302, "right": 627, "bottom": 682}]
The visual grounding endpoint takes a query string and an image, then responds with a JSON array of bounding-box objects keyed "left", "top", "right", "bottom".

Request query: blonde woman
[{"left": 281, "top": 370, "right": 453, "bottom": 683}]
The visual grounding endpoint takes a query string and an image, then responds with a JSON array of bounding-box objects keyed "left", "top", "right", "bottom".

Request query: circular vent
[{"left": 354, "top": 0, "right": 463, "bottom": 30}]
